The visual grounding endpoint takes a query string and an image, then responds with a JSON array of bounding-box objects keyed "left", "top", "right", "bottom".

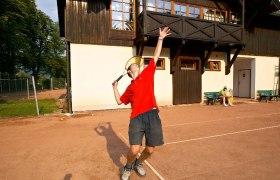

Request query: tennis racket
[{"left": 112, "top": 56, "right": 144, "bottom": 85}]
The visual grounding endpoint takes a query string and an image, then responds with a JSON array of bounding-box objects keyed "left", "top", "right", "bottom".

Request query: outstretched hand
[{"left": 159, "top": 27, "right": 171, "bottom": 39}]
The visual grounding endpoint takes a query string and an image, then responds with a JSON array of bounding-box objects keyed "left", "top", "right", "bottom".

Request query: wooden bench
[
  {"left": 204, "top": 92, "right": 221, "bottom": 105},
  {"left": 257, "top": 90, "right": 279, "bottom": 102}
]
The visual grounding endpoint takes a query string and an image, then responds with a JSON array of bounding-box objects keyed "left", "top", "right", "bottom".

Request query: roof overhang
[{"left": 57, "top": 0, "right": 66, "bottom": 37}]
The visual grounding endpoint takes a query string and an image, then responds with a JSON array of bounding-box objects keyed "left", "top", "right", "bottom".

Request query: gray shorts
[{"left": 128, "top": 109, "right": 164, "bottom": 147}]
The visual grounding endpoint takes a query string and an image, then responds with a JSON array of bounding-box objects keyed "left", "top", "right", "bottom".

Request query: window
[
  {"left": 180, "top": 59, "right": 199, "bottom": 70},
  {"left": 137, "top": 1, "right": 236, "bottom": 24},
  {"left": 216, "top": 11, "right": 226, "bottom": 22},
  {"left": 159, "top": 0, "right": 171, "bottom": 14},
  {"left": 189, "top": 6, "right": 200, "bottom": 19},
  {"left": 139, "top": 0, "right": 143, "bottom": 13},
  {"left": 174, "top": 3, "right": 187, "bottom": 16},
  {"left": 111, "top": 0, "right": 134, "bottom": 31},
  {"left": 146, "top": 0, "right": 156, "bottom": 11},
  {"left": 145, "top": 0, "right": 171, "bottom": 14},
  {"left": 230, "top": 12, "right": 241, "bottom": 24},
  {"left": 203, "top": 8, "right": 215, "bottom": 21},
  {"left": 205, "top": 61, "right": 221, "bottom": 71},
  {"left": 144, "top": 58, "right": 165, "bottom": 70}
]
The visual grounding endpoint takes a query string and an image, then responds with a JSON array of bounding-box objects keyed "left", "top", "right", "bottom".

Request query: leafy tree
[
  {"left": 0, "top": 0, "right": 27, "bottom": 78},
  {"left": 1, "top": 0, "right": 66, "bottom": 83},
  {"left": 46, "top": 23, "right": 66, "bottom": 78},
  {"left": 20, "top": 0, "right": 66, "bottom": 83}
]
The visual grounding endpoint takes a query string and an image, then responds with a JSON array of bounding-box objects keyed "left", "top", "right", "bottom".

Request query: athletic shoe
[
  {"left": 121, "top": 166, "right": 132, "bottom": 180},
  {"left": 134, "top": 161, "right": 146, "bottom": 177},
  {"left": 223, "top": 103, "right": 228, "bottom": 107}
]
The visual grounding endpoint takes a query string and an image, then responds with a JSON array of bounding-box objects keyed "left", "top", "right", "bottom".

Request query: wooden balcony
[{"left": 136, "top": 11, "right": 243, "bottom": 47}]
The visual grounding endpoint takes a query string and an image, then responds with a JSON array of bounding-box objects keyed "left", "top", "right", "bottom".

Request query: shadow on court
[
  {"left": 94, "top": 122, "right": 128, "bottom": 173},
  {"left": 63, "top": 173, "right": 72, "bottom": 180}
]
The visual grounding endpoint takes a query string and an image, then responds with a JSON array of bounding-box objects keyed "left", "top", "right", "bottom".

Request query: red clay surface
[{"left": 0, "top": 102, "right": 280, "bottom": 180}]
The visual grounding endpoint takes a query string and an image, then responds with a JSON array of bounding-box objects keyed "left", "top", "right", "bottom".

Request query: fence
[
  {"left": 0, "top": 79, "right": 28, "bottom": 94},
  {"left": 0, "top": 78, "right": 66, "bottom": 99}
]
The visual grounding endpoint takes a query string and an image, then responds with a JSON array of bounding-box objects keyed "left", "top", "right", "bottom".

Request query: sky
[{"left": 35, "top": 0, "right": 58, "bottom": 22}]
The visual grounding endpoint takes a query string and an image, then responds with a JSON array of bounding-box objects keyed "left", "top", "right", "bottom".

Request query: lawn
[{"left": 0, "top": 99, "right": 58, "bottom": 117}]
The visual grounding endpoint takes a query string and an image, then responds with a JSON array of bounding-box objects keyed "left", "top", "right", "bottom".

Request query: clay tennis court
[{"left": 0, "top": 101, "right": 280, "bottom": 180}]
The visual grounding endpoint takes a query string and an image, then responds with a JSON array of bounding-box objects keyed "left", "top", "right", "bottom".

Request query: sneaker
[
  {"left": 134, "top": 161, "right": 146, "bottom": 177},
  {"left": 223, "top": 103, "right": 228, "bottom": 107},
  {"left": 121, "top": 166, "right": 132, "bottom": 180}
]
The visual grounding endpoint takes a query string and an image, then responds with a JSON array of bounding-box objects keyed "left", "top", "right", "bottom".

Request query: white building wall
[
  {"left": 237, "top": 55, "right": 279, "bottom": 99},
  {"left": 202, "top": 52, "right": 234, "bottom": 101},
  {"left": 70, "top": 43, "right": 172, "bottom": 111}
]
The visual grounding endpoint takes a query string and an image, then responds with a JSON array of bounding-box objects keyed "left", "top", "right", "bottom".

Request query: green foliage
[
  {"left": 0, "top": 0, "right": 27, "bottom": 77},
  {"left": 0, "top": 99, "right": 57, "bottom": 117},
  {"left": 0, "top": 0, "right": 66, "bottom": 82}
]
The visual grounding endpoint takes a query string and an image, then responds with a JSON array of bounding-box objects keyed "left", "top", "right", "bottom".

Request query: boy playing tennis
[{"left": 112, "top": 27, "right": 171, "bottom": 180}]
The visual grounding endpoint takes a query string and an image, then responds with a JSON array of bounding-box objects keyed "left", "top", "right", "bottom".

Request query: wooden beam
[
  {"left": 201, "top": 49, "right": 213, "bottom": 74},
  {"left": 171, "top": 40, "right": 185, "bottom": 74},
  {"left": 136, "top": 40, "right": 145, "bottom": 57},
  {"left": 225, "top": 47, "right": 241, "bottom": 75},
  {"left": 201, "top": 43, "right": 217, "bottom": 74}
]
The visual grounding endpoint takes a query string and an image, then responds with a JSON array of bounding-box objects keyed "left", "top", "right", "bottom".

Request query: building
[{"left": 57, "top": 0, "right": 280, "bottom": 112}]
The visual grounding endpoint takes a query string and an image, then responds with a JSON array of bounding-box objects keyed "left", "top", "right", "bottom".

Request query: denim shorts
[{"left": 128, "top": 109, "right": 164, "bottom": 147}]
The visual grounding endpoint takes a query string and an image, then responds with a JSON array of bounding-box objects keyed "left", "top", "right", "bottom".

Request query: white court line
[
  {"left": 163, "top": 112, "right": 280, "bottom": 128},
  {"left": 118, "top": 133, "right": 165, "bottom": 180},
  {"left": 118, "top": 112, "right": 280, "bottom": 131},
  {"left": 164, "top": 124, "right": 280, "bottom": 146}
]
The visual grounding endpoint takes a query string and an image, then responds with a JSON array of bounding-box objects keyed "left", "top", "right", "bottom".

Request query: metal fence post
[{"left": 32, "top": 76, "right": 39, "bottom": 116}]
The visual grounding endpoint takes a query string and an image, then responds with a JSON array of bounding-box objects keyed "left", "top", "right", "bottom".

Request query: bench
[
  {"left": 257, "top": 90, "right": 279, "bottom": 102},
  {"left": 204, "top": 92, "right": 221, "bottom": 105}
]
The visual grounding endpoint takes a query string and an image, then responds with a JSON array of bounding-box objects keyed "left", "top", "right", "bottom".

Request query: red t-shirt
[{"left": 120, "top": 59, "right": 159, "bottom": 120}]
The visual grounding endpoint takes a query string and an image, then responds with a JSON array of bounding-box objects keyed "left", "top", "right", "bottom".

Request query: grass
[{"left": 0, "top": 99, "right": 58, "bottom": 118}]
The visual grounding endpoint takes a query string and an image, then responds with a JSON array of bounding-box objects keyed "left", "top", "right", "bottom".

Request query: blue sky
[{"left": 35, "top": 0, "right": 58, "bottom": 22}]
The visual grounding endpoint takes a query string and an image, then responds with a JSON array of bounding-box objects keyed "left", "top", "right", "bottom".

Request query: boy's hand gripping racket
[{"left": 112, "top": 56, "right": 144, "bottom": 85}]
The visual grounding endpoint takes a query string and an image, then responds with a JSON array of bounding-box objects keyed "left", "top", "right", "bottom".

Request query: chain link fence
[{"left": 0, "top": 78, "right": 66, "bottom": 100}]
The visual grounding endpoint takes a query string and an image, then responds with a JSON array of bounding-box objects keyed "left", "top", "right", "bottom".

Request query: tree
[
  {"left": 20, "top": 0, "right": 66, "bottom": 83},
  {"left": 0, "top": 0, "right": 66, "bottom": 83},
  {"left": 0, "top": 0, "right": 27, "bottom": 78},
  {"left": 47, "top": 22, "right": 66, "bottom": 78}
]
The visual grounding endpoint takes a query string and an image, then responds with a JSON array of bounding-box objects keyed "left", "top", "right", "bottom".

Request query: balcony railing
[{"left": 137, "top": 11, "right": 243, "bottom": 45}]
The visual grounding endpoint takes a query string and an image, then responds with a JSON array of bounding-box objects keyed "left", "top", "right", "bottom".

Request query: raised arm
[{"left": 153, "top": 27, "right": 171, "bottom": 64}]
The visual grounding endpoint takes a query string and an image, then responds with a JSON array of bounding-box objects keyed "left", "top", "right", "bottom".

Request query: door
[
  {"left": 173, "top": 57, "right": 202, "bottom": 104},
  {"left": 238, "top": 69, "right": 251, "bottom": 98}
]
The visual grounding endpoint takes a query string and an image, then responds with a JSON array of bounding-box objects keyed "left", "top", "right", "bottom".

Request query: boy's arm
[
  {"left": 112, "top": 81, "right": 122, "bottom": 105},
  {"left": 153, "top": 27, "right": 171, "bottom": 64}
]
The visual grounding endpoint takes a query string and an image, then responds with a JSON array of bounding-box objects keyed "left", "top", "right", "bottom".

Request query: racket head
[{"left": 125, "top": 56, "right": 144, "bottom": 70}]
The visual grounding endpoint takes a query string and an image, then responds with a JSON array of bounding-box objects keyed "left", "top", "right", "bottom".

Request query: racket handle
[
  {"left": 116, "top": 75, "right": 123, "bottom": 82},
  {"left": 112, "top": 75, "right": 123, "bottom": 86}
]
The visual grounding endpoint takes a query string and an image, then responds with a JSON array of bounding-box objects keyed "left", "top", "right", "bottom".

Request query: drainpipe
[{"left": 66, "top": 41, "right": 73, "bottom": 114}]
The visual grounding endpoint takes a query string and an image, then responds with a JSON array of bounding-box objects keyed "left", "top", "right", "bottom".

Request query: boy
[{"left": 112, "top": 27, "right": 171, "bottom": 180}]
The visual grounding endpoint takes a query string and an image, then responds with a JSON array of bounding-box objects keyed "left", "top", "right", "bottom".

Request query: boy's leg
[
  {"left": 137, "top": 146, "right": 155, "bottom": 162},
  {"left": 133, "top": 146, "right": 154, "bottom": 177},
  {"left": 134, "top": 109, "right": 164, "bottom": 177},
  {"left": 122, "top": 145, "right": 141, "bottom": 180},
  {"left": 223, "top": 96, "right": 228, "bottom": 106},
  {"left": 127, "top": 145, "right": 141, "bottom": 165},
  {"left": 123, "top": 115, "right": 144, "bottom": 180}
]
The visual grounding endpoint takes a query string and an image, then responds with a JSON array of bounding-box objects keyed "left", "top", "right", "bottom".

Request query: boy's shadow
[{"left": 94, "top": 122, "right": 128, "bottom": 173}]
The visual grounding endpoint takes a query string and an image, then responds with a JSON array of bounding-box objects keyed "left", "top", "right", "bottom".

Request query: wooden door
[{"left": 173, "top": 56, "right": 202, "bottom": 104}]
